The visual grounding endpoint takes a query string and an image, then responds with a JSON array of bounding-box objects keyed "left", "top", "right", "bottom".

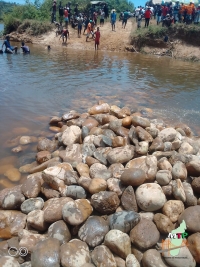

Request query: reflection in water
[{"left": 0, "top": 41, "right": 200, "bottom": 186}]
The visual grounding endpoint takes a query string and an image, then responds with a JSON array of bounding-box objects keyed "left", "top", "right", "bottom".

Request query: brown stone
[
  {"left": 85, "top": 156, "right": 99, "bottom": 167},
  {"left": 112, "top": 136, "right": 126, "bottom": 147},
  {"left": 37, "top": 137, "right": 57, "bottom": 152},
  {"left": 88, "top": 178, "right": 107, "bottom": 194},
  {"left": 4, "top": 168, "right": 21, "bottom": 182},
  {"left": 178, "top": 206, "right": 200, "bottom": 233},
  {"left": 48, "top": 220, "right": 71, "bottom": 245},
  {"left": 36, "top": 151, "right": 51, "bottom": 164},
  {"left": 91, "top": 245, "right": 117, "bottom": 267},
  {"left": 88, "top": 103, "right": 110, "bottom": 115},
  {"left": 188, "top": 233, "right": 200, "bottom": 263},
  {"left": 149, "top": 137, "right": 164, "bottom": 153},
  {"left": 153, "top": 213, "right": 174, "bottom": 234},
  {"left": 82, "top": 117, "right": 99, "bottom": 130},
  {"left": 131, "top": 116, "right": 150, "bottom": 128},
  {"left": 136, "top": 126, "right": 153, "bottom": 142},
  {"left": 162, "top": 200, "right": 184, "bottom": 223},
  {"left": 121, "top": 186, "right": 138, "bottom": 212},
  {"left": 120, "top": 168, "right": 146, "bottom": 187},
  {"left": 122, "top": 116, "right": 132, "bottom": 128},
  {"left": 21, "top": 177, "right": 41, "bottom": 198},
  {"left": 191, "top": 177, "right": 200, "bottom": 194}
]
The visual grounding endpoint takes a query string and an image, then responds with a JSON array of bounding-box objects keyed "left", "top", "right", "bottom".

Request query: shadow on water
[{"left": 0, "top": 40, "right": 200, "bottom": 186}]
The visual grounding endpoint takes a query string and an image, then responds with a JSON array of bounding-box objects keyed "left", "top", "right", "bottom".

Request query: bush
[
  {"left": 25, "top": 20, "right": 53, "bottom": 35},
  {"left": 17, "top": 19, "right": 31, "bottom": 33},
  {"left": 3, "top": 14, "right": 21, "bottom": 34}
]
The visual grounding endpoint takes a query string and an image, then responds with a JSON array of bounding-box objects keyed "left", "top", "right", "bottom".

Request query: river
[{"left": 0, "top": 28, "right": 200, "bottom": 187}]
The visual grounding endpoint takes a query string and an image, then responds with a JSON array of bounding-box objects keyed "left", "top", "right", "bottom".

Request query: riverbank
[{"left": 0, "top": 101, "right": 200, "bottom": 267}]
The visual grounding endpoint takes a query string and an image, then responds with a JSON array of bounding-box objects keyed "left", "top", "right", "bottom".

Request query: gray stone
[
  {"left": 21, "top": 197, "right": 44, "bottom": 214},
  {"left": 65, "top": 185, "right": 87, "bottom": 199}
]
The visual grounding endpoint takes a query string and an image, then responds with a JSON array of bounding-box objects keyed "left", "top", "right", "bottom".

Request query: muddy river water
[{"left": 0, "top": 27, "right": 200, "bottom": 188}]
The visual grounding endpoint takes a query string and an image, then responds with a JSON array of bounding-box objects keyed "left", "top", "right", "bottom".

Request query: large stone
[
  {"left": 88, "top": 178, "right": 107, "bottom": 194},
  {"left": 88, "top": 103, "right": 110, "bottom": 115},
  {"left": 172, "top": 179, "right": 186, "bottom": 202},
  {"left": 104, "top": 230, "right": 131, "bottom": 259},
  {"left": 182, "top": 182, "right": 197, "bottom": 207},
  {"left": 21, "top": 177, "right": 41, "bottom": 198},
  {"left": 89, "top": 163, "right": 107, "bottom": 178},
  {"left": 0, "top": 210, "right": 27, "bottom": 239},
  {"left": 60, "top": 239, "right": 90, "bottom": 267},
  {"left": 135, "top": 126, "right": 153, "bottom": 143},
  {"left": 156, "top": 170, "right": 172, "bottom": 186},
  {"left": 62, "top": 110, "right": 80, "bottom": 121},
  {"left": 4, "top": 168, "right": 21, "bottom": 182},
  {"left": 121, "top": 186, "right": 138, "bottom": 212},
  {"left": 62, "top": 199, "right": 93, "bottom": 225},
  {"left": 135, "top": 183, "right": 166, "bottom": 212},
  {"left": 188, "top": 233, "right": 200, "bottom": 264},
  {"left": 37, "top": 138, "right": 57, "bottom": 152},
  {"left": 107, "top": 178, "right": 125, "bottom": 196},
  {"left": 157, "top": 157, "right": 172, "bottom": 171},
  {"left": 0, "top": 256, "right": 20, "bottom": 267},
  {"left": 158, "top": 128, "right": 177, "bottom": 142},
  {"left": 43, "top": 197, "right": 72, "bottom": 223},
  {"left": 82, "top": 117, "right": 99, "bottom": 130},
  {"left": 91, "top": 245, "right": 117, "bottom": 267},
  {"left": 130, "top": 218, "right": 160, "bottom": 250},
  {"left": 59, "top": 144, "right": 82, "bottom": 167},
  {"left": 179, "top": 141, "right": 194, "bottom": 154},
  {"left": 142, "top": 249, "right": 169, "bottom": 267},
  {"left": 31, "top": 238, "right": 60, "bottom": 267},
  {"left": 61, "top": 125, "right": 81, "bottom": 146},
  {"left": 186, "top": 160, "right": 200, "bottom": 177},
  {"left": 27, "top": 210, "right": 48, "bottom": 231},
  {"left": 48, "top": 220, "right": 71, "bottom": 245},
  {"left": 149, "top": 137, "right": 164, "bottom": 153},
  {"left": 162, "top": 200, "right": 184, "bottom": 223},
  {"left": 172, "top": 161, "right": 187, "bottom": 181},
  {"left": 65, "top": 185, "right": 87, "bottom": 199},
  {"left": 91, "top": 191, "right": 120, "bottom": 214},
  {"left": 153, "top": 213, "right": 174, "bottom": 234},
  {"left": 107, "top": 146, "right": 134, "bottom": 164},
  {"left": 0, "top": 185, "right": 22, "bottom": 208},
  {"left": 120, "top": 168, "right": 146, "bottom": 187},
  {"left": 131, "top": 116, "right": 150, "bottom": 128},
  {"left": 2, "top": 191, "right": 25, "bottom": 210},
  {"left": 126, "top": 254, "right": 140, "bottom": 267},
  {"left": 108, "top": 211, "right": 140, "bottom": 233},
  {"left": 126, "top": 156, "right": 157, "bottom": 183},
  {"left": 178, "top": 206, "right": 200, "bottom": 233},
  {"left": 78, "top": 216, "right": 109, "bottom": 247},
  {"left": 21, "top": 197, "right": 44, "bottom": 214}
]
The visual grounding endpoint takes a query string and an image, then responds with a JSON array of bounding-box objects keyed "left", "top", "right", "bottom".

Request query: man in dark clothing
[
  {"left": 59, "top": 2, "right": 64, "bottom": 23},
  {"left": 2, "top": 35, "right": 18, "bottom": 54},
  {"left": 104, "top": 4, "right": 109, "bottom": 19},
  {"left": 74, "top": 4, "right": 79, "bottom": 17},
  {"left": 51, "top": 0, "right": 57, "bottom": 23},
  {"left": 21, "top": 42, "right": 30, "bottom": 54}
]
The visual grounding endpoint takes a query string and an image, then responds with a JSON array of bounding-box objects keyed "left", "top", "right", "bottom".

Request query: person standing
[
  {"left": 100, "top": 9, "right": 105, "bottom": 26},
  {"left": 94, "top": 27, "right": 100, "bottom": 50},
  {"left": 144, "top": 7, "right": 151, "bottom": 27},
  {"left": 111, "top": 10, "right": 116, "bottom": 31},
  {"left": 77, "top": 16, "right": 83, "bottom": 37},
  {"left": 58, "top": 2, "right": 64, "bottom": 24},
  {"left": 51, "top": 0, "right": 57, "bottom": 23},
  {"left": 157, "top": 5, "right": 162, "bottom": 25},
  {"left": 122, "top": 10, "right": 129, "bottom": 29},
  {"left": 64, "top": 6, "right": 69, "bottom": 28},
  {"left": 86, "top": 20, "right": 92, "bottom": 42},
  {"left": 93, "top": 11, "right": 97, "bottom": 25}
]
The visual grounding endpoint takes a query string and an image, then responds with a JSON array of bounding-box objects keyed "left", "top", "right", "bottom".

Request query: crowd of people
[{"left": 135, "top": 1, "right": 200, "bottom": 28}]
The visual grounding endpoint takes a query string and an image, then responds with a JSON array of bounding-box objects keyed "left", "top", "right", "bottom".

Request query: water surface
[{"left": 0, "top": 41, "right": 200, "bottom": 187}]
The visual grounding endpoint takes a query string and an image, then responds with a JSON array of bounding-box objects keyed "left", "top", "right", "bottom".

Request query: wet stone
[
  {"left": 108, "top": 211, "right": 140, "bottom": 233},
  {"left": 21, "top": 197, "right": 44, "bottom": 214}
]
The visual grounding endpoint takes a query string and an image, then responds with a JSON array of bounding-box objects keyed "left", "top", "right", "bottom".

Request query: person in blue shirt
[
  {"left": 2, "top": 35, "right": 18, "bottom": 54},
  {"left": 21, "top": 42, "right": 30, "bottom": 54},
  {"left": 111, "top": 10, "right": 117, "bottom": 31}
]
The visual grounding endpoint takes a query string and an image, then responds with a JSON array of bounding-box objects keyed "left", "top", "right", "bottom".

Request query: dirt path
[{"left": 33, "top": 19, "right": 134, "bottom": 52}]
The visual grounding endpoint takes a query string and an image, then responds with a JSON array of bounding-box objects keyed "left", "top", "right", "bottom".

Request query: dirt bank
[
  {"left": 8, "top": 19, "right": 133, "bottom": 52},
  {"left": 130, "top": 20, "right": 200, "bottom": 62}
]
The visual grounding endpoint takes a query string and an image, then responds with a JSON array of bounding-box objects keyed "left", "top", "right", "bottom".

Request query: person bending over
[
  {"left": 21, "top": 42, "right": 30, "bottom": 54},
  {"left": 2, "top": 35, "right": 18, "bottom": 54},
  {"left": 60, "top": 28, "right": 69, "bottom": 43}
]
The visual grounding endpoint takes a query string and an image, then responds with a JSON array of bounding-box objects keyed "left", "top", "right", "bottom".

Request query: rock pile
[{"left": 0, "top": 102, "right": 200, "bottom": 267}]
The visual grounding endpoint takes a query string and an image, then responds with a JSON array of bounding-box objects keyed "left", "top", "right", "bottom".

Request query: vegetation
[
  {"left": 131, "top": 23, "right": 200, "bottom": 49},
  {"left": 2, "top": 0, "right": 134, "bottom": 35},
  {"left": 0, "top": 0, "right": 16, "bottom": 20}
]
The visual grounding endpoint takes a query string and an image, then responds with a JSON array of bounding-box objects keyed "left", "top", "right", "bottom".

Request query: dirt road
[{"left": 33, "top": 18, "right": 134, "bottom": 52}]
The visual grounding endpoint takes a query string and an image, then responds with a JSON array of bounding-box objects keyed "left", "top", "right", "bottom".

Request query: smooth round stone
[
  {"left": 78, "top": 216, "right": 109, "bottom": 247},
  {"left": 12, "top": 146, "right": 23, "bottom": 153},
  {"left": 157, "top": 157, "right": 172, "bottom": 171},
  {"left": 4, "top": 168, "right": 21, "bottom": 182},
  {"left": 88, "top": 103, "right": 110, "bottom": 115},
  {"left": 122, "top": 116, "right": 132, "bottom": 127},
  {"left": 2, "top": 191, "right": 25, "bottom": 210},
  {"left": 91, "top": 245, "right": 116, "bottom": 267},
  {"left": 62, "top": 199, "right": 93, "bottom": 226},
  {"left": 153, "top": 213, "right": 174, "bottom": 234},
  {"left": 121, "top": 186, "right": 138, "bottom": 212},
  {"left": 104, "top": 229, "right": 131, "bottom": 259},
  {"left": 178, "top": 206, "right": 200, "bottom": 233},
  {"left": 135, "top": 183, "right": 166, "bottom": 212},
  {"left": 37, "top": 137, "right": 57, "bottom": 152},
  {"left": 162, "top": 200, "right": 185, "bottom": 223},
  {"left": 88, "top": 178, "right": 107, "bottom": 194},
  {"left": 109, "top": 211, "right": 140, "bottom": 233},
  {"left": 172, "top": 161, "right": 187, "bottom": 181},
  {"left": 91, "top": 191, "right": 120, "bottom": 215},
  {"left": 108, "top": 163, "right": 124, "bottom": 178},
  {"left": 21, "top": 197, "right": 44, "bottom": 214},
  {"left": 162, "top": 184, "right": 173, "bottom": 199},
  {"left": 126, "top": 254, "right": 140, "bottom": 267},
  {"left": 65, "top": 185, "right": 87, "bottom": 199},
  {"left": 31, "top": 238, "right": 60, "bottom": 267},
  {"left": 76, "top": 163, "right": 90, "bottom": 177},
  {"left": 89, "top": 163, "right": 107, "bottom": 178},
  {"left": 139, "top": 212, "right": 154, "bottom": 221},
  {"left": 188, "top": 233, "right": 200, "bottom": 264},
  {"left": 120, "top": 168, "right": 146, "bottom": 187},
  {"left": 149, "top": 137, "right": 164, "bottom": 153},
  {"left": 156, "top": 170, "right": 172, "bottom": 186},
  {"left": 0, "top": 256, "right": 20, "bottom": 267},
  {"left": 130, "top": 218, "right": 160, "bottom": 250},
  {"left": 27, "top": 210, "right": 48, "bottom": 231},
  {"left": 60, "top": 239, "right": 90, "bottom": 267},
  {"left": 82, "top": 118, "right": 99, "bottom": 130},
  {"left": 48, "top": 220, "right": 71, "bottom": 245},
  {"left": 107, "top": 145, "right": 134, "bottom": 165},
  {"left": 142, "top": 249, "right": 169, "bottom": 267},
  {"left": 191, "top": 177, "right": 200, "bottom": 194},
  {"left": 131, "top": 116, "right": 150, "bottom": 128},
  {"left": 19, "top": 136, "right": 35, "bottom": 145},
  {"left": 158, "top": 128, "right": 177, "bottom": 142},
  {"left": 21, "top": 177, "right": 41, "bottom": 198},
  {"left": 82, "top": 126, "right": 90, "bottom": 140},
  {"left": 61, "top": 125, "right": 81, "bottom": 146}
]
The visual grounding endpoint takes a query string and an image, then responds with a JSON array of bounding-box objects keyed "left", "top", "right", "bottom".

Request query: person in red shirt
[
  {"left": 64, "top": 7, "right": 69, "bottom": 28},
  {"left": 162, "top": 4, "right": 168, "bottom": 19},
  {"left": 94, "top": 27, "right": 100, "bottom": 50},
  {"left": 144, "top": 7, "right": 152, "bottom": 27}
]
